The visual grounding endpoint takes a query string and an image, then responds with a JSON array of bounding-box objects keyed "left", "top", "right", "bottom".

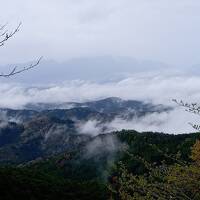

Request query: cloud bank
[
  {"left": 0, "top": 73, "right": 200, "bottom": 134},
  {"left": 77, "top": 108, "right": 200, "bottom": 135},
  {"left": 0, "top": 73, "right": 199, "bottom": 108}
]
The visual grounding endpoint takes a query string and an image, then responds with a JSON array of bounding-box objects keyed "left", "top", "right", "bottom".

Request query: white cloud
[
  {"left": 84, "top": 134, "right": 124, "bottom": 158},
  {"left": 0, "top": 73, "right": 200, "bottom": 108},
  {"left": 0, "top": 0, "right": 200, "bottom": 66},
  {"left": 76, "top": 108, "right": 200, "bottom": 135},
  {"left": 0, "top": 73, "right": 200, "bottom": 134},
  {"left": 77, "top": 120, "right": 102, "bottom": 136},
  {"left": 105, "top": 108, "right": 199, "bottom": 134}
]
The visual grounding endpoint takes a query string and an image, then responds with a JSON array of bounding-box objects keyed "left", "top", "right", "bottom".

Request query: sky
[
  {"left": 0, "top": 1, "right": 200, "bottom": 134},
  {"left": 0, "top": 0, "right": 200, "bottom": 67}
]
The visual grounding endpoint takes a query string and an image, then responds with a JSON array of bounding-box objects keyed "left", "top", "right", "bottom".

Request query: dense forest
[{"left": 1, "top": 130, "right": 200, "bottom": 200}]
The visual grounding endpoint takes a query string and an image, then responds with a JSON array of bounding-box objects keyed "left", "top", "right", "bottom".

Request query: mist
[
  {"left": 0, "top": 72, "right": 200, "bottom": 134},
  {"left": 0, "top": 73, "right": 199, "bottom": 108}
]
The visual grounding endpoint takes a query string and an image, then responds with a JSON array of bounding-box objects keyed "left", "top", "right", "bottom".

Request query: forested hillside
[{"left": 1, "top": 130, "right": 200, "bottom": 200}]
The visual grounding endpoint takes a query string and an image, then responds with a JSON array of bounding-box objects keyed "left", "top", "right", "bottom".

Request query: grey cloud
[
  {"left": 105, "top": 108, "right": 199, "bottom": 134},
  {"left": 0, "top": 0, "right": 200, "bottom": 66},
  {"left": 77, "top": 120, "right": 103, "bottom": 136},
  {"left": 0, "top": 73, "right": 199, "bottom": 133},
  {"left": 77, "top": 108, "right": 199, "bottom": 135},
  {"left": 0, "top": 73, "right": 200, "bottom": 108}
]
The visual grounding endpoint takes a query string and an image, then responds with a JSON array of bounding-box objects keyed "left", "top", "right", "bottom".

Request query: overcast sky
[
  {"left": 1, "top": 1, "right": 200, "bottom": 133},
  {"left": 0, "top": 0, "right": 200, "bottom": 67}
]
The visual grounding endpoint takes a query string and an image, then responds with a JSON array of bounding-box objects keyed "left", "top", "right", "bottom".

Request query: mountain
[
  {"left": 0, "top": 97, "right": 171, "bottom": 164},
  {"left": 0, "top": 116, "right": 90, "bottom": 164},
  {"left": 0, "top": 97, "right": 199, "bottom": 200},
  {"left": 1, "top": 130, "right": 200, "bottom": 200},
  {"left": 24, "top": 97, "right": 171, "bottom": 114}
]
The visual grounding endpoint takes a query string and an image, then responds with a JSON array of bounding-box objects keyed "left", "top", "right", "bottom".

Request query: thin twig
[
  {"left": 0, "top": 57, "right": 43, "bottom": 77},
  {"left": 0, "top": 22, "right": 22, "bottom": 47}
]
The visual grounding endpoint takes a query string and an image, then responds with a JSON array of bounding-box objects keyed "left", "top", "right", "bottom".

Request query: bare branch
[
  {"left": 0, "top": 22, "right": 42, "bottom": 77},
  {"left": 0, "top": 22, "right": 22, "bottom": 47},
  {"left": 0, "top": 57, "right": 43, "bottom": 78},
  {"left": 172, "top": 99, "right": 200, "bottom": 116},
  {"left": 188, "top": 123, "right": 200, "bottom": 131},
  {"left": 173, "top": 99, "right": 200, "bottom": 132},
  {"left": 0, "top": 23, "right": 8, "bottom": 31}
]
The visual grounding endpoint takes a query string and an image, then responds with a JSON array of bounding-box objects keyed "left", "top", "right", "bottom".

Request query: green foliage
[
  {"left": 1, "top": 130, "right": 200, "bottom": 200},
  {"left": 110, "top": 163, "right": 200, "bottom": 200},
  {"left": 0, "top": 167, "right": 108, "bottom": 200},
  {"left": 191, "top": 139, "right": 200, "bottom": 165},
  {"left": 116, "top": 131, "right": 200, "bottom": 175},
  {"left": 109, "top": 131, "right": 200, "bottom": 200}
]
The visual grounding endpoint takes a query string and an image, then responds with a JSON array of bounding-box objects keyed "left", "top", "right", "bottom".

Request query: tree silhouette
[
  {"left": 0, "top": 22, "right": 42, "bottom": 77},
  {"left": 172, "top": 99, "right": 200, "bottom": 131}
]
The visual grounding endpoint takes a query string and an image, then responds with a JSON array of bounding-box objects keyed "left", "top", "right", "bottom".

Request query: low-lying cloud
[
  {"left": 0, "top": 73, "right": 200, "bottom": 108},
  {"left": 77, "top": 108, "right": 200, "bottom": 135},
  {"left": 1, "top": 73, "right": 200, "bottom": 134},
  {"left": 107, "top": 109, "right": 199, "bottom": 134},
  {"left": 77, "top": 120, "right": 103, "bottom": 136}
]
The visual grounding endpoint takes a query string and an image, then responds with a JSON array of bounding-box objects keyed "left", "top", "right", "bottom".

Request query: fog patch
[
  {"left": 85, "top": 134, "right": 123, "bottom": 157},
  {"left": 0, "top": 121, "right": 9, "bottom": 129},
  {"left": 77, "top": 120, "right": 104, "bottom": 136},
  {"left": 0, "top": 111, "right": 8, "bottom": 121},
  {"left": 105, "top": 108, "right": 199, "bottom": 134},
  {"left": 77, "top": 107, "right": 199, "bottom": 135},
  {"left": 83, "top": 134, "right": 127, "bottom": 180},
  {"left": 44, "top": 124, "right": 69, "bottom": 141},
  {"left": 1, "top": 74, "right": 200, "bottom": 109}
]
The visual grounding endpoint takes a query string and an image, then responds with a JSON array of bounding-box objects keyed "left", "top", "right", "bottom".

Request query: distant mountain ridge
[
  {"left": 0, "top": 97, "right": 172, "bottom": 164},
  {"left": 0, "top": 97, "right": 172, "bottom": 124},
  {"left": 24, "top": 97, "right": 170, "bottom": 113}
]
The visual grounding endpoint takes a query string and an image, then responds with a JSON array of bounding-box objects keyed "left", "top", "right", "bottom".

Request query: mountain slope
[
  {"left": 0, "top": 97, "right": 172, "bottom": 163},
  {"left": 0, "top": 130, "right": 200, "bottom": 200}
]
